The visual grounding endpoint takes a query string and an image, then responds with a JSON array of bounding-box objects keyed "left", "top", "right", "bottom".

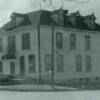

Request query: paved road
[{"left": 0, "top": 90, "right": 100, "bottom": 100}]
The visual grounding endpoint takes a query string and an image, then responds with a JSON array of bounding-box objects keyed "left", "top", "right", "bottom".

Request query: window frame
[
  {"left": 56, "top": 32, "right": 63, "bottom": 49},
  {"left": 29, "top": 55, "right": 35, "bottom": 73},
  {"left": 76, "top": 55, "right": 82, "bottom": 72},
  {"left": 45, "top": 54, "right": 52, "bottom": 72},
  {"left": 85, "top": 35, "right": 91, "bottom": 51},
  {"left": 22, "top": 33, "right": 30, "bottom": 50},
  {"left": 70, "top": 34, "right": 76, "bottom": 50},
  {"left": 10, "top": 62, "right": 15, "bottom": 74},
  {"left": 20, "top": 56, "right": 25, "bottom": 75},
  {"left": 57, "top": 55, "right": 63, "bottom": 73},
  {"left": 8, "top": 35, "right": 16, "bottom": 53},
  {"left": 0, "top": 61, "right": 3, "bottom": 73},
  {"left": 0, "top": 38, "right": 3, "bottom": 52},
  {"left": 86, "top": 56, "right": 91, "bottom": 72}
]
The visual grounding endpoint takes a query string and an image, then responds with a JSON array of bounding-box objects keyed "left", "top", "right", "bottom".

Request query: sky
[{"left": 0, "top": 0, "right": 100, "bottom": 27}]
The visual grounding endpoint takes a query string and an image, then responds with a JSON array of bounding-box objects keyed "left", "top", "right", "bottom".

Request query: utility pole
[{"left": 39, "top": 0, "right": 42, "bottom": 10}]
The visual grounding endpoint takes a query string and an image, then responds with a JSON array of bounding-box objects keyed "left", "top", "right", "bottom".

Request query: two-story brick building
[{"left": 0, "top": 9, "right": 100, "bottom": 83}]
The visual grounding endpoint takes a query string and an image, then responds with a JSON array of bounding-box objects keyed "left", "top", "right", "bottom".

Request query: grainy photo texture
[{"left": 0, "top": 0, "right": 100, "bottom": 100}]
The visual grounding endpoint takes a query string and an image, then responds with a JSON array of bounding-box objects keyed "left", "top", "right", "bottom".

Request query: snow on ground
[
  {"left": 0, "top": 84, "right": 78, "bottom": 91},
  {"left": 0, "top": 90, "right": 100, "bottom": 100}
]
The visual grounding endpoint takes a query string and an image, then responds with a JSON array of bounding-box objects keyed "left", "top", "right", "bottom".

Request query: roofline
[
  {"left": 12, "top": 9, "right": 53, "bottom": 15},
  {"left": 4, "top": 24, "right": 100, "bottom": 34}
]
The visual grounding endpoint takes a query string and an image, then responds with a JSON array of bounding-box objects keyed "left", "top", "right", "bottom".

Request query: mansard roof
[
  {"left": 66, "top": 11, "right": 99, "bottom": 31},
  {"left": 3, "top": 10, "right": 54, "bottom": 31},
  {"left": 83, "top": 13, "right": 96, "bottom": 19},
  {"left": 69, "top": 10, "right": 81, "bottom": 17},
  {"left": 2, "top": 9, "right": 100, "bottom": 31}
]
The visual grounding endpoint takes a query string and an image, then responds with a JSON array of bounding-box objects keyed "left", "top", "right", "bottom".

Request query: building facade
[{"left": 0, "top": 9, "right": 100, "bottom": 83}]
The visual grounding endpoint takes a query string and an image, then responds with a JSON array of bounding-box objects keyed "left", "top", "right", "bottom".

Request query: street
[{"left": 0, "top": 90, "right": 100, "bottom": 100}]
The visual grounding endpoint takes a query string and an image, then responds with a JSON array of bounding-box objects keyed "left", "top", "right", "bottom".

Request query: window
[
  {"left": 85, "top": 35, "right": 91, "bottom": 51},
  {"left": 0, "top": 38, "right": 2, "bottom": 52},
  {"left": 79, "top": 78, "right": 83, "bottom": 83},
  {"left": 22, "top": 33, "right": 30, "bottom": 50},
  {"left": 45, "top": 55, "right": 52, "bottom": 72},
  {"left": 8, "top": 35, "right": 16, "bottom": 53},
  {"left": 76, "top": 55, "right": 82, "bottom": 72},
  {"left": 29, "top": 55, "right": 35, "bottom": 73},
  {"left": 56, "top": 32, "right": 63, "bottom": 49},
  {"left": 86, "top": 56, "right": 91, "bottom": 72},
  {"left": 0, "top": 61, "right": 3, "bottom": 73},
  {"left": 96, "top": 77, "right": 99, "bottom": 81},
  {"left": 52, "top": 13, "right": 63, "bottom": 26},
  {"left": 57, "top": 55, "right": 63, "bottom": 72},
  {"left": 20, "top": 56, "right": 25, "bottom": 75},
  {"left": 85, "top": 77, "right": 90, "bottom": 83},
  {"left": 10, "top": 62, "right": 15, "bottom": 74},
  {"left": 70, "top": 34, "right": 76, "bottom": 50}
]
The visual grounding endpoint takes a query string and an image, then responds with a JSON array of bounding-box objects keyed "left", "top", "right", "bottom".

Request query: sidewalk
[{"left": 0, "top": 84, "right": 78, "bottom": 92}]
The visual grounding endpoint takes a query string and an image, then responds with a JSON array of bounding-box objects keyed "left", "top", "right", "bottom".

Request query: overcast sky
[{"left": 0, "top": 0, "right": 100, "bottom": 27}]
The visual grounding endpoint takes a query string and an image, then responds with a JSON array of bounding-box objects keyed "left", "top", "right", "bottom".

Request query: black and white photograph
[{"left": 0, "top": 0, "right": 100, "bottom": 100}]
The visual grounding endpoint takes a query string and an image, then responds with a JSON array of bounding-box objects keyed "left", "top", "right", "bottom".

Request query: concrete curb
[{"left": 0, "top": 85, "right": 79, "bottom": 92}]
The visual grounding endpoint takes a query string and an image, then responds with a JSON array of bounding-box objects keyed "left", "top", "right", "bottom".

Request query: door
[
  {"left": 29, "top": 55, "right": 35, "bottom": 73},
  {"left": 20, "top": 56, "right": 25, "bottom": 75},
  {"left": 45, "top": 55, "right": 52, "bottom": 72},
  {"left": 10, "top": 62, "right": 15, "bottom": 74}
]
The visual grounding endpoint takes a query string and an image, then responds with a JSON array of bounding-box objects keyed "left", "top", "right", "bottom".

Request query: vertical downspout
[
  {"left": 51, "top": 25, "right": 54, "bottom": 88},
  {"left": 38, "top": 24, "right": 41, "bottom": 83}
]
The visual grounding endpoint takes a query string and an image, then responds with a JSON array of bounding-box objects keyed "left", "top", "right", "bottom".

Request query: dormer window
[
  {"left": 91, "top": 18, "right": 94, "bottom": 24},
  {"left": 90, "top": 16, "right": 96, "bottom": 30},
  {"left": 91, "top": 18, "right": 95, "bottom": 28},
  {"left": 51, "top": 14, "right": 59, "bottom": 24},
  {"left": 83, "top": 13, "right": 96, "bottom": 30},
  {"left": 51, "top": 9, "right": 64, "bottom": 26},
  {"left": 76, "top": 10, "right": 80, "bottom": 16},
  {"left": 91, "top": 14, "right": 96, "bottom": 25}
]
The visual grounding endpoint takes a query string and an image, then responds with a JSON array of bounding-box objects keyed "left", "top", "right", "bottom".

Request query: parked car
[{"left": 0, "top": 74, "right": 15, "bottom": 82}]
